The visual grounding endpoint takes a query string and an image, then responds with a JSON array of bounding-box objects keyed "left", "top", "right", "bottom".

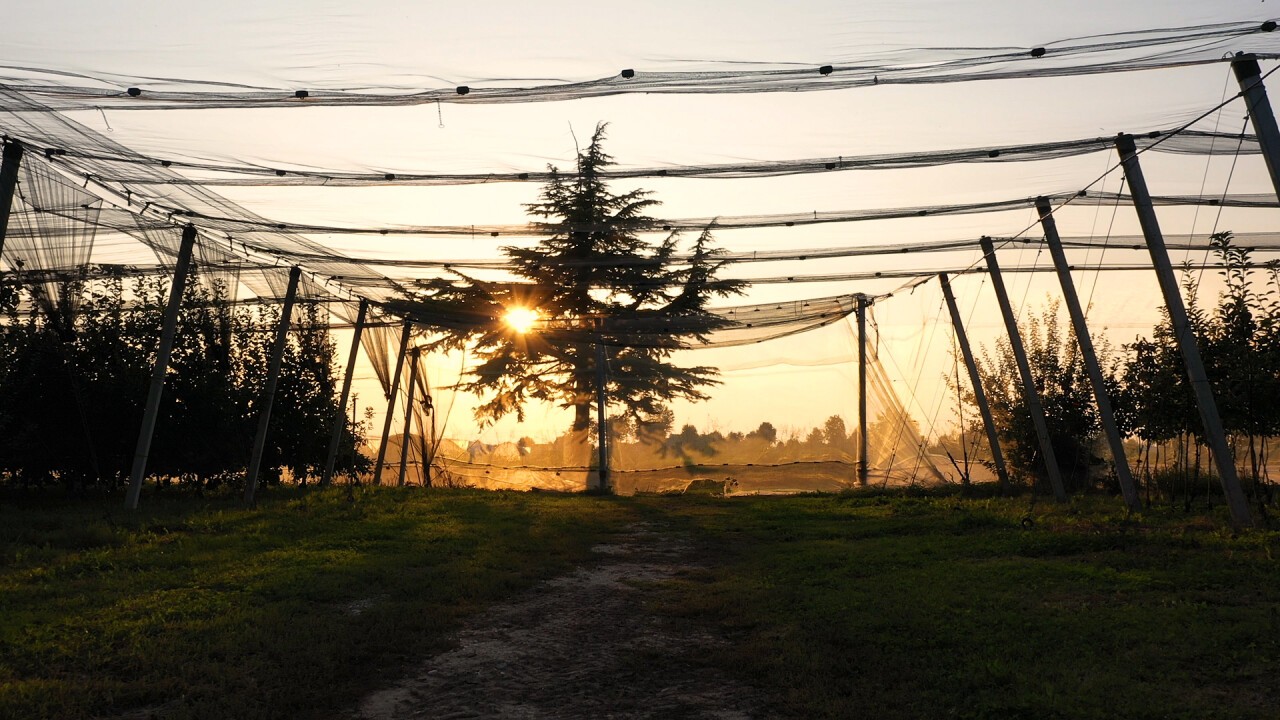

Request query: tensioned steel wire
[
  {"left": 2, "top": 74, "right": 1272, "bottom": 315},
  {"left": 11, "top": 190, "right": 1272, "bottom": 242},
  {"left": 878, "top": 63, "right": 1280, "bottom": 303},
  {"left": 2, "top": 21, "right": 1275, "bottom": 110},
  {"left": 14, "top": 130, "right": 1260, "bottom": 188},
  {"left": 2, "top": 46, "right": 1279, "bottom": 353}
]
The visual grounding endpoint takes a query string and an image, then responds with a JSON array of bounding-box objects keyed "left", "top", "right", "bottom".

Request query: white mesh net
[{"left": 2, "top": 7, "right": 1280, "bottom": 502}]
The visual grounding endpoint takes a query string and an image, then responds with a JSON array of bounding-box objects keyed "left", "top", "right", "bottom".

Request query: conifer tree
[{"left": 393, "top": 123, "right": 744, "bottom": 432}]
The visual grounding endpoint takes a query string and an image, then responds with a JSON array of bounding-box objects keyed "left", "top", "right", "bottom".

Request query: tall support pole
[
  {"left": 855, "top": 294, "right": 870, "bottom": 486},
  {"left": 125, "top": 224, "right": 197, "bottom": 509},
  {"left": 244, "top": 266, "right": 302, "bottom": 506},
  {"left": 939, "top": 273, "right": 1011, "bottom": 493},
  {"left": 397, "top": 348, "right": 420, "bottom": 487},
  {"left": 1115, "top": 134, "right": 1253, "bottom": 528},
  {"left": 417, "top": 390, "right": 432, "bottom": 487},
  {"left": 594, "top": 336, "right": 610, "bottom": 493},
  {"left": 372, "top": 319, "right": 413, "bottom": 486},
  {"left": 426, "top": 393, "right": 437, "bottom": 488},
  {"left": 0, "top": 140, "right": 24, "bottom": 258},
  {"left": 979, "top": 236, "right": 1068, "bottom": 502},
  {"left": 321, "top": 298, "right": 368, "bottom": 486},
  {"left": 1036, "top": 198, "right": 1142, "bottom": 512},
  {"left": 1232, "top": 55, "right": 1280, "bottom": 202}
]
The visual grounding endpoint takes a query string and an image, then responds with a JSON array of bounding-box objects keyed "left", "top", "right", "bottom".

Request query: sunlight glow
[{"left": 504, "top": 306, "right": 540, "bottom": 333}]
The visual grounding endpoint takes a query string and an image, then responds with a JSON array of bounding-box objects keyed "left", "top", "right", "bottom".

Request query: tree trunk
[
  {"left": 572, "top": 349, "right": 593, "bottom": 432},
  {"left": 1205, "top": 443, "right": 1214, "bottom": 508},
  {"left": 1248, "top": 432, "right": 1260, "bottom": 500},
  {"left": 1261, "top": 439, "right": 1273, "bottom": 504},
  {"left": 1187, "top": 442, "right": 1202, "bottom": 512},
  {"left": 1143, "top": 440, "right": 1152, "bottom": 507}
]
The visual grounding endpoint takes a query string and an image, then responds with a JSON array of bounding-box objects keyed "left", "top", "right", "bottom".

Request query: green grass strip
[
  {"left": 1, "top": 487, "right": 631, "bottom": 719},
  {"left": 645, "top": 492, "right": 1280, "bottom": 720}
]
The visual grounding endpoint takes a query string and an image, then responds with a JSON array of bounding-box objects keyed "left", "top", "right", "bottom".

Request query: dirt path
[{"left": 354, "top": 522, "right": 767, "bottom": 719}]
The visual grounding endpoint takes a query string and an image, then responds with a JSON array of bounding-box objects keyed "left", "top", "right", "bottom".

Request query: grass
[
  {"left": 2, "top": 485, "right": 1278, "bottom": 718},
  {"left": 0, "top": 486, "right": 632, "bottom": 719},
  {"left": 643, "top": 490, "right": 1280, "bottom": 719}
]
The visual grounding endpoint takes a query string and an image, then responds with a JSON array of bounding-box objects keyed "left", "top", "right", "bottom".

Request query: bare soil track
[{"left": 355, "top": 521, "right": 768, "bottom": 719}]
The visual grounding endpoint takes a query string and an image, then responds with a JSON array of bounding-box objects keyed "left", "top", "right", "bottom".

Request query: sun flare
[{"left": 504, "top": 306, "right": 540, "bottom": 334}]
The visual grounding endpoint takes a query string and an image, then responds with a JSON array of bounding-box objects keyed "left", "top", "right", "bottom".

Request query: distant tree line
[
  {"left": 0, "top": 265, "right": 364, "bottom": 492},
  {"left": 969, "top": 232, "right": 1278, "bottom": 508}
]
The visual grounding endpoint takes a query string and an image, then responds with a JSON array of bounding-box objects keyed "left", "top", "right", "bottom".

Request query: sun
[{"left": 503, "top": 306, "right": 540, "bottom": 334}]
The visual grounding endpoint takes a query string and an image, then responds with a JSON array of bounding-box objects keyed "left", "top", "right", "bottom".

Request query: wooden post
[
  {"left": 372, "top": 319, "right": 413, "bottom": 486},
  {"left": 244, "top": 265, "right": 302, "bottom": 506},
  {"left": 1115, "top": 133, "right": 1253, "bottom": 528},
  {"left": 1036, "top": 198, "right": 1142, "bottom": 511},
  {"left": 0, "top": 140, "right": 23, "bottom": 259},
  {"left": 125, "top": 224, "right": 197, "bottom": 509},
  {"left": 1232, "top": 55, "right": 1280, "bottom": 202},
  {"left": 939, "top": 272, "right": 1012, "bottom": 493},
  {"left": 397, "top": 348, "right": 420, "bottom": 487},
  {"left": 979, "top": 236, "right": 1068, "bottom": 502},
  {"left": 856, "top": 294, "right": 870, "bottom": 486},
  {"left": 321, "top": 298, "right": 368, "bottom": 486}
]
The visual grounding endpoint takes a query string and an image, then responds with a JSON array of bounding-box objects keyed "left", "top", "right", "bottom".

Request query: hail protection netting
[
  {"left": 3, "top": 155, "right": 100, "bottom": 330},
  {"left": 2, "top": 20, "right": 1276, "bottom": 110},
  {"left": 370, "top": 305, "right": 945, "bottom": 494},
  {"left": 4, "top": 5, "right": 1280, "bottom": 495}
]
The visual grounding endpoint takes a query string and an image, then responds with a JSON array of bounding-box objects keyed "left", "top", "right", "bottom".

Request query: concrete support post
[
  {"left": 1115, "top": 133, "right": 1253, "bottom": 528},
  {"left": 1232, "top": 55, "right": 1280, "bottom": 202},
  {"left": 321, "top": 298, "right": 368, "bottom": 486},
  {"left": 939, "top": 272, "right": 1012, "bottom": 493},
  {"left": 426, "top": 394, "right": 437, "bottom": 488},
  {"left": 372, "top": 319, "right": 413, "bottom": 486},
  {"left": 397, "top": 348, "right": 420, "bottom": 487},
  {"left": 1036, "top": 198, "right": 1142, "bottom": 512},
  {"left": 244, "top": 265, "right": 302, "bottom": 506},
  {"left": 856, "top": 294, "right": 870, "bottom": 486},
  {"left": 979, "top": 236, "right": 1068, "bottom": 502},
  {"left": 125, "top": 224, "right": 197, "bottom": 509},
  {"left": 0, "top": 140, "right": 24, "bottom": 259}
]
